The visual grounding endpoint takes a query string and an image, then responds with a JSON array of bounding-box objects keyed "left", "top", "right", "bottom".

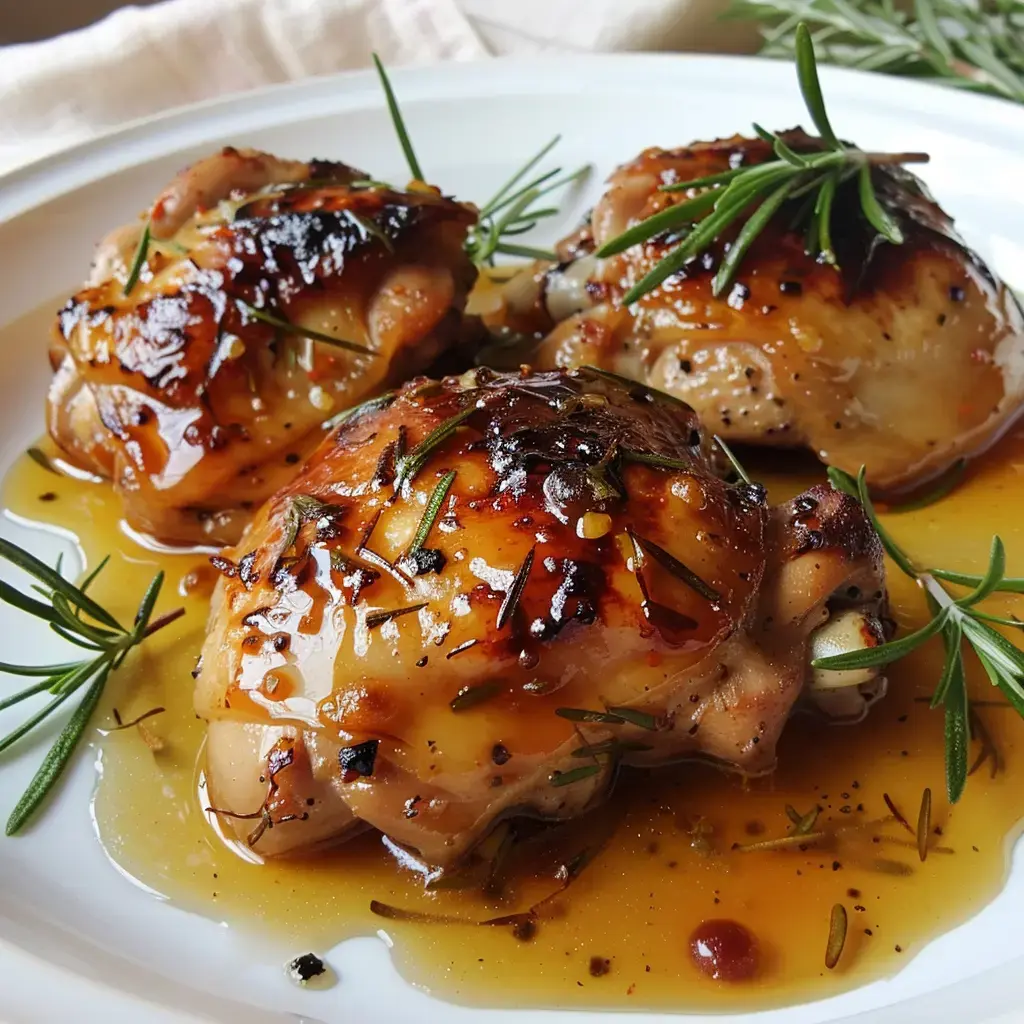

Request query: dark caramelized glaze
[{"left": 47, "top": 149, "right": 477, "bottom": 546}]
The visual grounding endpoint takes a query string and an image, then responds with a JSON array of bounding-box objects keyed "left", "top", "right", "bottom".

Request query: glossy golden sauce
[{"left": 5, "top": 430, "right": 1024, "bottom": 1012}]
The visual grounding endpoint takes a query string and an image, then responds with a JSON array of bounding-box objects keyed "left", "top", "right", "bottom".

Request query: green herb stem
[{"left": 0, "top": 542, "right": 183, "bottom": 834}]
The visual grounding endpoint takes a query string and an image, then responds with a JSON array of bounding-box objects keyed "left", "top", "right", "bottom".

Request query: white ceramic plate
[{"left": 2, "top": 54, "right": 1024, "bottom": 1024}]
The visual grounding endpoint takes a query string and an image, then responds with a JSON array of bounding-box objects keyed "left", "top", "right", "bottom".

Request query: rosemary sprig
[
  {"left": 813, "top": 466, "right": 1024, "bottom": 803},
  {"left": 727, "top": 0, "right": 1024, "bottom": 104},
  {"left": 626, "top": 527, "right": 721, "bottom": 604},
  {"left": 370, "top": 56, "right": 588, "bottom": 268},
  {"left": 0, "top": 539, "right": 183, "bottom": 834},
  {"left": 596, "top": 24, "right": 930, "bottom": 303},
  {"left": 550, "top": 764, "right": 602, "bottom": 788},
  {"left": 236, "top": 300, "right": 377, "bottom": 357},
  {"left": 465, "top": 136, "right": 589, "bottom": 267}
]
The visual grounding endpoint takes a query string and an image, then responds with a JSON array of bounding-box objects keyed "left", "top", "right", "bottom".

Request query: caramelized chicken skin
[
  {"left": 48, "top": 148, "right": 477, "bottom": 546},
  {"left": 196, "top": 367, "right": 887, "bottom": 870},
  {"left": 487, "top": 133, "right": 1024, "bottom": 494}
]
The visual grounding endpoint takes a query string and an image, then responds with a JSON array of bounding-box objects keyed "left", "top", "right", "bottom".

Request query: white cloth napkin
[{"left": 0, "top": 0, "right": 755, "bottom": 176}]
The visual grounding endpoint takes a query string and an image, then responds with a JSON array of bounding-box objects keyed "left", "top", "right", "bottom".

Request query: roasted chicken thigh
[
  {"left": 196, "top": 366, "right": 887, "bottom": 870},
  {"left": 486, "top": 133, "right": 1024, "bottom": 493},
  {"left": 48, "top": 148, "right": 476, "bottom": 546}
]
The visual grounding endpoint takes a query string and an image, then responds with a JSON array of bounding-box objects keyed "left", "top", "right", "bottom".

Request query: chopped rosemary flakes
[
  {"left": 365, "top": 603, "right": 427, "bottom": 630},
  {"left": 450, "top": 681, "right": 502, "bottom": 712},
  {"left": 825, "top": 903, "right": 847, "bottom": 970}
]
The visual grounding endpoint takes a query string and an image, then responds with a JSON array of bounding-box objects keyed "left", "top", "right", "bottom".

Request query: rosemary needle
[
  {"left": 371, "top": 53, "right": 424, "bottom": 181},
  {"left": 123, "top": 222, "right": 151, "bottom": 297},
  {"left": 0, "top": 540, "right": 183, "bottom": 834},
  {"left": 236, "top": 300, "right": 377, "bottom": 357}
]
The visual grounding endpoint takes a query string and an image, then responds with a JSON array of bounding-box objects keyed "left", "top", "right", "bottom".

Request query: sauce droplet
[{"left": 689, "top": 919, "right": 759, "bottom": 981}]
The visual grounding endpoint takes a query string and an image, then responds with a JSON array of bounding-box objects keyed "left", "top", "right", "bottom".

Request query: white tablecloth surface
[{"left": 0, "top": 0, "right": 755, "bottom": 174}]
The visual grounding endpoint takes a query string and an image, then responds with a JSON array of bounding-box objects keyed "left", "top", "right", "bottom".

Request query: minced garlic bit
[
  {"left": 224, "top": 334, "right": 246, "bottom": 360},
  {"left": 577, "top": 512, "right": 612, "bottom": 540},
  {"left": 308, "top": 385, "right": 334, "bottom": 412}
]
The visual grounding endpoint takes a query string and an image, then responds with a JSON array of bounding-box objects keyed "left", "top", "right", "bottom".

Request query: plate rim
[{"left": 2, "top": 51, "right": 1024, "bottom": 225}]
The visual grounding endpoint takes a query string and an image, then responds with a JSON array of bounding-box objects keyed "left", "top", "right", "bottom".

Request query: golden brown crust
[
  {"left": 47, "top": 151, "right": 477, "bottom": 546},
  {"left": 488, "top": 133, "right": 1024, "bottom": 494},
  {"left": 195, "top": 367, "right": 886, "bottom": 867}
]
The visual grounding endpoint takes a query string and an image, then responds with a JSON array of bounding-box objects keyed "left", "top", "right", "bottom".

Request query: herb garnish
[
  {"left": 407, "top": 470, "right": 456, "bottom": 555},
  {"left": 109, "top": 706, "right": 166, "bottom": 731},
  {"left": 450, "top": 681, "right": 502, "bottom": 712},
  {"left": 883, "top": 792, "right": 914, "bottom": 835},
  {"left": 571, "top": 739, "right": 653, "bottom": 758},
  {"left": 26, "top": 447, "right": 59, "bottom": 475},
  {"left": 281, "top": 494, "right": 344, "bottom": 550},
  {"left": 713, "top": 434, "right": 753, "bottom": 485},
  {"left": 916, "top": 787, "right": 932, "bottom": 862},
  {"left": 344, "top": 208, "right": 394, "bottom": 252},
  {"left": 394, "top": 405, "right": 477, "bottom": 493},
  {"left": 371, "top": 55, "right": 587, "bottom": 267},
  {"left": 123, "top": 222, "right": 151, "bottom": 296},
  {"left": 596, "top": 24, "right": 930, "bottom": 304},
  {"left": 729, "top": 0, "right": 1024, "bottom": 105},
  {"left": 786, "top": 803, "right": 822, "bottom": 836},
  {"left": 465, "top": 135, "right": 589, "bottom": 267},
  {"left": 0, "top": 538, "right": 183, "bottom": 834},
  {"left": 556, "top": 707, "right": 627, "bottom": 726},
  {"left": 626, "top": 528, "right": 721, "bottom": 604},
  {"left": 550, "top": 764, "right": 602, "bottom": 788},
  {"left": 496, "top": 545, "right": 535, "bottom": 631},
  {"left": 814, "top": 465, "right": 1024, "bottom": 803},
  {"left": 371, "top": 54, "right": 424, "bottom": 181},
  {"left": 825, "top": 903, "right": 847, "bottom": 970},
  {"left": 236, "top": 300, "right": 377, "bottom": 357},
  {"left": 604, "top": 705, "right": 661, "bottom": 731},
  {"left": 365, "top": 603, "right": 427, "bottom": 630},
  {"left": 322, "top": 391, "right": 397, "bottom": 431}
]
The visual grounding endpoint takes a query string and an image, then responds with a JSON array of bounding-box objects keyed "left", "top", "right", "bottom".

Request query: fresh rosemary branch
[
  {"left": 726, "top": 0, "right": 1024, "bottom": 104},
  {"left": 370, "top": 55, "right": 588, "bottom": 268},
  {"left": 596, "top": 23, "right": 930, "bottom": 304},
  {"left": 0, "top": 538, "right": 183, "bottom": 834},
  {"left": 464, "top": 136, "right": 589, "bottom": 267},
  {"left": 813, "top": 466, "right": 1024, "bottom": 804}
]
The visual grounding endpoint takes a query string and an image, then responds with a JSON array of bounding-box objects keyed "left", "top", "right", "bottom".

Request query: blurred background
[
  {"left": 1, "top": 0, "right": 1019, "bottom": 177},
  {"left": 0, "top": 0, "right": 748, "bottom": 47},
  {"left": 2, "top": 0, "right": 158, "bottom": 43}
]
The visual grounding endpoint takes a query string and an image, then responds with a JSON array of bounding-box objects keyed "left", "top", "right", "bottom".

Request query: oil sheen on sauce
[{"left": 5, "top": 431, "right": 1024, "bottom": 1013}]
